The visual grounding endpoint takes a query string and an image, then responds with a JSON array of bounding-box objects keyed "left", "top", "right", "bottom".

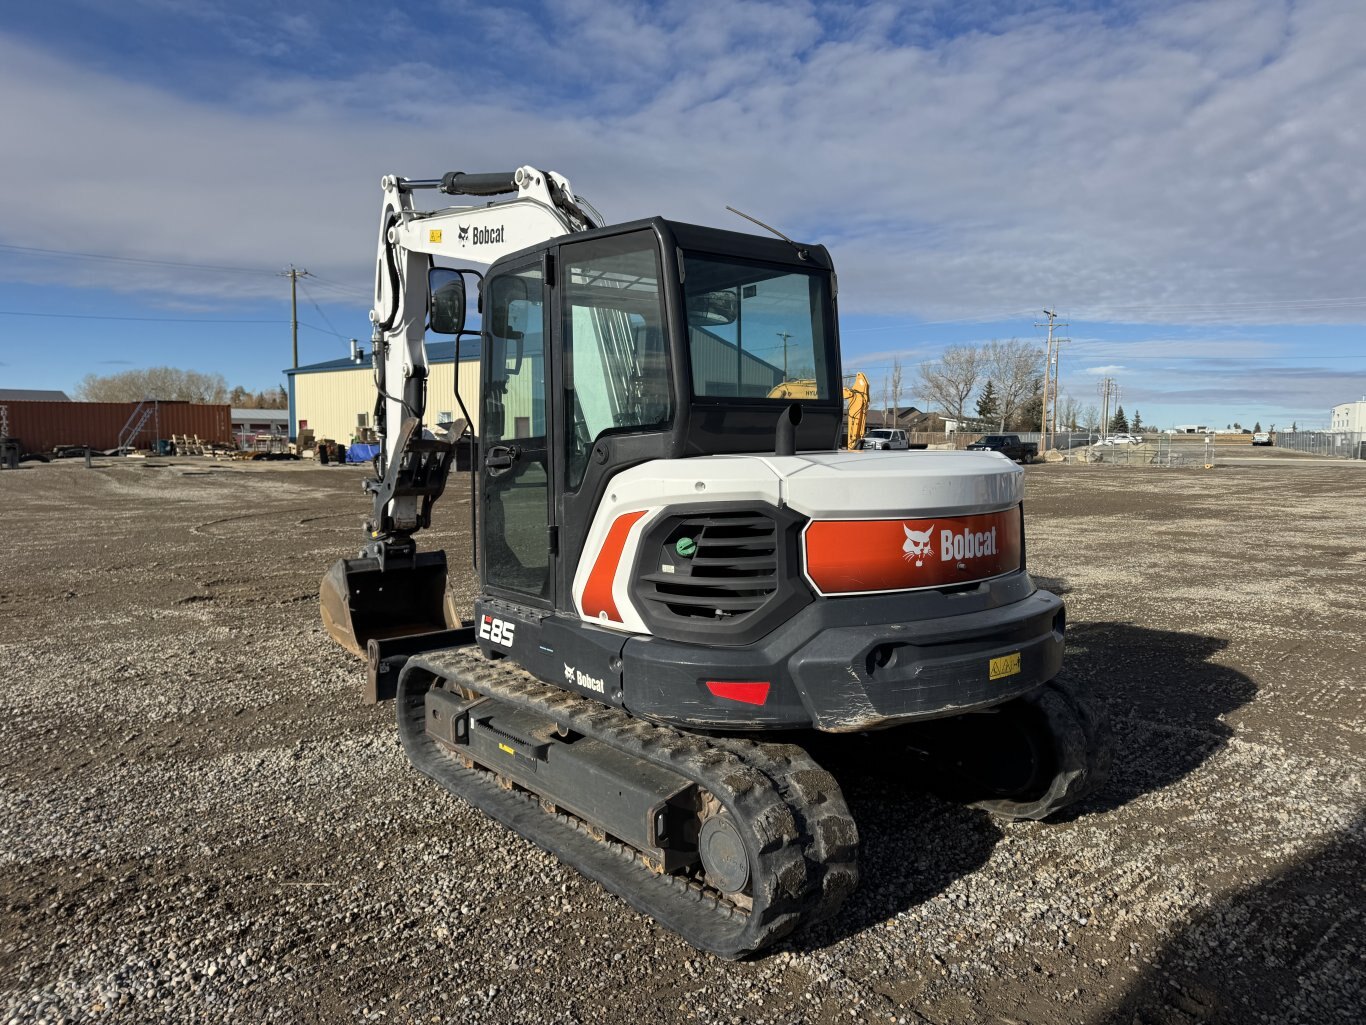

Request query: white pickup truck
[{"left": 860, "top": 428, "right": 910, "bottom": 450}]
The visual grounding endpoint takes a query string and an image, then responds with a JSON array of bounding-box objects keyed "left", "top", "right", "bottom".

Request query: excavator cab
[{"left": 323, "top": 216, "right": 844, "bottom": 674}]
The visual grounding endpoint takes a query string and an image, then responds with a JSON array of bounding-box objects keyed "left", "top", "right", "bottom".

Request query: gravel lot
[{"left": 2, "top": 452, "right": 1363, "bottom": 1025}]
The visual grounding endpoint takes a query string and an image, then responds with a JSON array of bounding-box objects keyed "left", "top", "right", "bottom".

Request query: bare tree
[
  {"left": 916, "top": 345, "right": 980, "bottom": 420},
  {"left": 1080, "top": 403, "right": 1100, "bottom": 432},
  {"left": 73, "top": 367, "right": 283, "bottom": 406},
  {"left": 981, "top": 338, "right": 1044, "bottom": 431},
  {"left": 1058, "top": 393, "right": 1080, "bottom": 431}
]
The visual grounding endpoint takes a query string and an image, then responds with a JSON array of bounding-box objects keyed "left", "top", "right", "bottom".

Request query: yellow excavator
[
  {"left": 842, "top": 371, "right": 870, "bottom": 450},
  {"left": 769, "top": 371, "right": 867, "bottom": 450}
]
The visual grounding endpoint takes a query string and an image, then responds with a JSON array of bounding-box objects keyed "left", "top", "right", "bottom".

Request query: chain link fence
[{"left": 1273, "top": 431, "right": 1366, "bottom": 459}]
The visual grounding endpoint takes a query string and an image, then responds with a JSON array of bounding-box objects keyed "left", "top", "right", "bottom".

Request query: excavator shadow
[
  {"left": 789, "top": 618, "right": 1258, "bottom": 950},
  {"left": 1095, "top": 809, "right": 1366, "bottom": 1024},
  {"left": 1059, "top": 619, "right": 1256, "bottom": 816}
]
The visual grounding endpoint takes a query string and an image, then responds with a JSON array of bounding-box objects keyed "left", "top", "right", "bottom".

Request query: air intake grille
[{"left": 639, "top": 512, "right": 780, "bottom": 621}]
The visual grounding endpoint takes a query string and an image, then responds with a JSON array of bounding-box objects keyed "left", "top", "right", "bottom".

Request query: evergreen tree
[
  {"left": 1013, "top": 392, "right": 1043, "bottom": 432},
  {"left": 1131, "top": 409, "right": 1143, "bottom": 433},
  {"left": 1254, "top": 421, "right": 1262, "bottom": 432},
  {"left": 1109, "top": 405, "right": 1129, "bottom": 432},
  {"left": 975, "top": 379, "right": 1000, "bottom": 422}
]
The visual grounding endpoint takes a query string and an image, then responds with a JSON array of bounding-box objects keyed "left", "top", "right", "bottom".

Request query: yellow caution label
[
  {"left": 429, "top": 229, "right": 443, "bottom": 243},
  {"left": 989, "top": 652, "right": 1022, "bottom": 681},
  {"left": 498, "top": 742, "right": 515, "bottom": 756}
]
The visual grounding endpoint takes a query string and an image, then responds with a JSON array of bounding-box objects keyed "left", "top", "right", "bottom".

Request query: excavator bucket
[{"left": 320, "top": 550, "right": 455, "bottom": 660}]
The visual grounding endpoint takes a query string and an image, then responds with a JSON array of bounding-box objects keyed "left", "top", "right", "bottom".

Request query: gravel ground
[{"left": 1, "top": 453, "right": 1363, "bottom": 1025}]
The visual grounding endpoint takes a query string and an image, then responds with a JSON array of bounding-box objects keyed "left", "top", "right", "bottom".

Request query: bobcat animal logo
[
  {"left": 902, "top": 524, "right": 935, "bottom": 566},
  {"left": 457, "top": 224, "right": 470, "bottom": 245}
]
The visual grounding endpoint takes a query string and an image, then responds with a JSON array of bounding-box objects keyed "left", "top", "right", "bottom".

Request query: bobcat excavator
[{"left": 320, "top": 165, "right": 1111, "bottom": 959}]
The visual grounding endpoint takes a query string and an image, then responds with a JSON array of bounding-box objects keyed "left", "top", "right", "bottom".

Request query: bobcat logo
[
  {"left": 457, "top": 224, "right": 470, "bottom": 245},
  {"left": 902, "top": 524, "right": 936, "bottom": 566}
]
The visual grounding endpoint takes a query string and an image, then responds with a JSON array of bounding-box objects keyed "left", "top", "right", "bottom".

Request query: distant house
[
  {"left": 865, "top": 406, "right": 922, "bottom": 428},
  {"left": 0, "top": 389, "right": 71, "bottom": 402},
  {"left": 866, "top": 407, "right": 963, "bottom": 433}
]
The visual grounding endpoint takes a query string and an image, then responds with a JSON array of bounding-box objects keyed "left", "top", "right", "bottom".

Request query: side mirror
[{"left": 429, "top": 268, "right": 466, "bottom": 335}]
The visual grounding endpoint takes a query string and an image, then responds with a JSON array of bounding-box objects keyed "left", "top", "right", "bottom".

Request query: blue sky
[{"left": 1, "top": 0, "right": 1364, "bottom": 429}]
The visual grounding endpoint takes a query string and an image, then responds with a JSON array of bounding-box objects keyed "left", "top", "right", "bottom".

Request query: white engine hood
[{"left": 598, "top": 450, "right": 1022, "bottom": 520}]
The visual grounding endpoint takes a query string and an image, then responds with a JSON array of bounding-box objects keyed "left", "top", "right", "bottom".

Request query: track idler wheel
[
  {"left": 905, "top": 677, "right": 1113, "bottom": 821},
  {"left": 697, "top": 807, "right": 752, "bottom": 896}
]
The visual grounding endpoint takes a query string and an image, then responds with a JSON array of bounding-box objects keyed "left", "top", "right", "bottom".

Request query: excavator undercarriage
[{"left": 399, "top": 647, "right": 858, "bottom": 959}]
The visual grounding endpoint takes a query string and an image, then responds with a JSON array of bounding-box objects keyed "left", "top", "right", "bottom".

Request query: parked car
[
  {"left": 860, "top": 428, "right": 910, "bottom": 450},
  {"left": 1252, "top": 432, "right": 1272, "bottom": 446},
  {"left": 1098, "top": 433, "right": 1140, "bottom": 446},
  {"left": 965, "top": 434, "right": 1038, "bottom": 463}
]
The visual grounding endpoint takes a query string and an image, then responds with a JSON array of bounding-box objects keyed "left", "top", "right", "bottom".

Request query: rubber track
[
  {"left": 397, "top": 647, "right": 859, "bottom": 959},
  {"left": 972, "top": 676, "right": 1114, "bottom": 821}
]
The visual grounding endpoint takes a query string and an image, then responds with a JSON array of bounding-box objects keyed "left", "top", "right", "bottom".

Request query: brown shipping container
[{"left": 2, "top": 401, "right": 232, "bottom": 453}]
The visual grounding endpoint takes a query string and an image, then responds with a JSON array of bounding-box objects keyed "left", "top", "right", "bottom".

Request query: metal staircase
[{"left": 117, "top": 399, "right": 159, "bottom": 454}]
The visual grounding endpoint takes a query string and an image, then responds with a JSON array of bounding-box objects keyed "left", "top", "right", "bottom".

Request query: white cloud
[
  {"left": 1, "top": 0, "right": 1365, "bottom": 330},
  {"left": 1084, "top": 364, "right": 1127, "bottom": 375}
]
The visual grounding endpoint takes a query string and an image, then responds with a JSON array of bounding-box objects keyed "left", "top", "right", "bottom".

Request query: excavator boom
[{"left": 322, "top": 166, "right": 595, "bottom": 657}]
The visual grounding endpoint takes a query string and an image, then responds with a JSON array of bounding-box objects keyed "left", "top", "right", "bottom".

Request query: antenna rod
[{"left": 725, "top": 206, "right": 810, "bottom": 260}]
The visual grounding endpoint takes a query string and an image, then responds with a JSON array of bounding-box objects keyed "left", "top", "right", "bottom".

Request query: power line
[
  {"left": 297, "top": 280, "right": 348, "bottom": 339},
  {"left": 844, "top": 353, "right": 1366, "bottom": 372},
  {"left": 0, "top": 242, "right": 277, "bottom": 276},
  {"left": 0, "top": 310, "right": 286, "bottom": 324},
  {"left": 305, "top": 272, "right": 370, "bottom": 297},
  {"left": 296, "top": 321, "right": 349, "bottom": 337},
  {"left": 0, "top": 241, "right": 374, "bottom": 299}
]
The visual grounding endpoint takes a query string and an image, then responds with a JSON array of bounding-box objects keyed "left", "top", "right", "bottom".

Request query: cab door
[{"left": 480, "top": 260, "right": 553, "bottom": 605}]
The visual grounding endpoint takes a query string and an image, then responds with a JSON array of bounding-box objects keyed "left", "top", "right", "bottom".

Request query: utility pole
[
  {"left": 1050, "top": 332, "right": 1070, "bottom": 437},
  {"left": 280, "top": 266, "right": 312, "bottom": 368},
  {"left": 1098, "top": 376, "right": 1118, "bottom": 435},
  {"left": 775, "top": 331, "right": 792, "bottom": 379},
  {"left": 1035, "top": 309, "right": 1068, "bottom": 451}
]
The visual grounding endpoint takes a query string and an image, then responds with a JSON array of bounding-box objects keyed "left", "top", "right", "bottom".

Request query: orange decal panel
[
  {"left": 804, "top": 509, "right": 1022, "bottom": 594},
  {"left": 581, "top": 510, "right": 649, "bottom": 622}
]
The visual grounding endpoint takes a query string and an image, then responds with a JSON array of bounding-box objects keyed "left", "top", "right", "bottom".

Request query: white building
[
  {"left": 1330, "top": 397, "right": 1366, "bottom": 433},
  {"left": 285, "top": 341, "right": 481, "bottom": 445}
]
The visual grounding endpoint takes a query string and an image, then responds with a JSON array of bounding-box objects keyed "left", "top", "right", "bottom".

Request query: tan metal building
[{"left": 285, "top": 342, "right": 481, "bottom": 444}]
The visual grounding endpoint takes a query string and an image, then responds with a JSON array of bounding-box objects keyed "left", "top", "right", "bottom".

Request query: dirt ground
[{"left": 1, "top": 451, "right": 1363, "bottom": 1025}]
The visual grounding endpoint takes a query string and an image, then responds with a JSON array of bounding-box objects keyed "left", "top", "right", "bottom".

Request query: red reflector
[{"left": 705, "top": 681, "right": 770, "bottom": 705}]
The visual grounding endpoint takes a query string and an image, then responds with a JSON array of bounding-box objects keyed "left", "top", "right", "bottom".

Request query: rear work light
[{"left": 705, "top": 681, "right": 771, "bottom": 705}]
